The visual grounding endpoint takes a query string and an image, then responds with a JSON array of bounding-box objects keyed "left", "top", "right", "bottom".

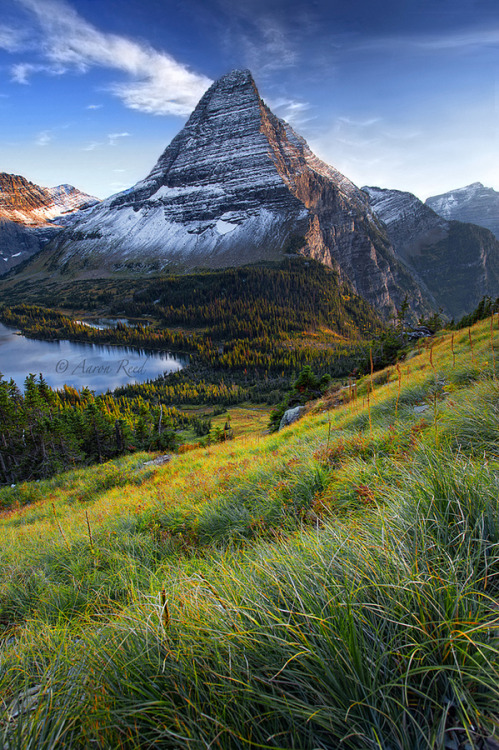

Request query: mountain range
[
  {"left": 18, "top": 70, "right": 431, "bottom": 319},
  {"left": 426, "top": 183, "right": 499, "bottom": 241},
  {"left": 363, "top": 186, "right": 499, "bottom": 319},
  {"left": 0, "top": 173, "right": 98, "bottom": 275},
  {"left": 2, "top": 70, "right": 498, "bottom": 321}
]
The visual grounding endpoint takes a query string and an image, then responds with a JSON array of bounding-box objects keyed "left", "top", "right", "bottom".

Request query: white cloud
[
  {"left": 271, "top": 97, "right": 314, "bottom": 126},
  {"left": 11, "top": 62, "right": 41, "bottom": 84},
  {"left": 12, "top": 0, "right": 212, "bottom": 115},
  {"left": 86, "top": 104, "right": 103, "bottom": 110},
  {"left": 0, "top": 24, "right": 26, "bottom": 52},
  {"left": 11, "top": 60, "right": 66, "bottom": 83},
  {"left": 36, "top": 130, "right": 52, "bottom": 146},
  {"left": 108, "top": 132, "right": 131, "bottom": 146},
  {"left": 82, "top": 141, "right": 102, "bottom": 151}
]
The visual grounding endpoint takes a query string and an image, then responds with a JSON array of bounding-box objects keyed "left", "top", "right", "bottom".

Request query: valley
[{"left": 0, "top": 56, "right": 498, "bottom": 750}]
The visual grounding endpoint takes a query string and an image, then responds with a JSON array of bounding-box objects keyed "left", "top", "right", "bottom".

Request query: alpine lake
[{"left": 0, "top": 320, "right": 187, "bottom": 394}]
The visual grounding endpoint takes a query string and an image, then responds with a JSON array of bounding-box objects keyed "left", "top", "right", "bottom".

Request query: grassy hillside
[{"left": 0, "top": 316, "right": 498, "bottom": 748}]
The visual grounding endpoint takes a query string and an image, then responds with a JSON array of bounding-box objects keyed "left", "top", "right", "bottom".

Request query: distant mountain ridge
[
  {"left": 363, "top": 186, "right": 499, "bottom": 319},
  {"left": 36, "top": 69, "right": 430, "bottom": 319},
  {"left": 0, "top": 173, "right": 98, "bottom": 275},
  {"left": 426, "top": 183, "right": 499, "bottom": 240},
  {"left": 0, "top": 173, "right": 98, "bottom": 225}
]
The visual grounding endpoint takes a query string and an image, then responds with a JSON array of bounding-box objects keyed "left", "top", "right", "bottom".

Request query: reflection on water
[{"left": 0, "top": 322, "right": 186, "bottom": 394}]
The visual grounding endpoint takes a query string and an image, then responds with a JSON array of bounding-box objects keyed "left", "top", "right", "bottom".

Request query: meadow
[{"left": 0, "top": 315, "right": 498, "bottom": 749}]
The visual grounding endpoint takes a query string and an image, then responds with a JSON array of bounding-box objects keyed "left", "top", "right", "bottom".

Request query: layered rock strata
[
  {"left": 0, "top": 173, "right": 98, "bottom": 274},
  {"left": 426, "top": 183, "right": 499, "bottom": 241},
  {"left": 45, "top": 70, "right": 428, "bottom": 318},
  {"left": 364, "top": 186, "right": 499, "bottom": 318}
]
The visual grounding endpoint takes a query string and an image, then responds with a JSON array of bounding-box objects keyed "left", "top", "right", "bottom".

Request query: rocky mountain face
[
  {"left": 43, "top": 69, "right": 429, "bottom": 319},
  {"left": 426, "top": 183, "right": 499, "bottom": 240},
  {"left": 0, "top": 173, "right": 98, "bottom": 275},
  {"left": 364, "top": 186, "right": 499, "bottom": 319}
]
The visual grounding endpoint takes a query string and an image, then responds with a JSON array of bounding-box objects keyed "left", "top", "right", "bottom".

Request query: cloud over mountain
[{"left": 11, "top": 0, "right": 212, "bottom": 115}]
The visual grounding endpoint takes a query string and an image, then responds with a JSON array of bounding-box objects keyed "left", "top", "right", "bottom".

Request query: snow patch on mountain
[{"left": 426, "top": 183, "right": 499, "bottom": 240}]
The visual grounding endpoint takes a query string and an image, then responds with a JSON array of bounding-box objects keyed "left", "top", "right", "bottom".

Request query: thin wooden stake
[
  {"left": 85, "top": 510, "right": 94, "bottom": 553},
  {"left": 369, "top": 347, "right": 374, "bottom": 395},
  {"left": 429, "top": 341, "right": 436, "bottom": 377},
  {"left": 160, "top": 587, "right": 170, "bottom": 629},
  {"left": 468, "top": 327, "right": 475, "bottom": 364},
  {"left": 395, "top": 363, "right": 402, "bottom": 418},
  {"left": 367, "top": 389, "right": 372, "bottom": 438},
  {"left": 51, "top": 502, "right": 70, "bottom": 551},
  {"left": 491, "top": 314, "right": 496, "bottom": 380}
]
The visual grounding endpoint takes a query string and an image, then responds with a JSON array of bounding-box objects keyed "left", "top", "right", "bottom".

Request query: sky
[{"left": 0, "top": 0, "right": 497, "bottom": 201}]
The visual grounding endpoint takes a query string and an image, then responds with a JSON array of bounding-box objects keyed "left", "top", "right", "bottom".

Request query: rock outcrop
[
  {"left": 426, "top": 183, "right": 499, "bottom": 240},
  {"left": 364, "top": 186, "right": 499, "bottom": 319},
  {"left": 0, "top": 173, "right": 98, "bottom": 275},
  {"left": 43, "top": 70, "right": 429, "bottom": 319},
  {"left": 279, "top": 406, "right": 304, "bottom": 430}
]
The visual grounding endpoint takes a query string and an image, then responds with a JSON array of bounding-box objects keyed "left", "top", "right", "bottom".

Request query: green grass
[{"left": 0, "top": 316, "right": 498, "bottom": 748}]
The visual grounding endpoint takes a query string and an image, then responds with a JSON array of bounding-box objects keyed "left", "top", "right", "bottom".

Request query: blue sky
[{"left": 0, "top": 0, "right": 497, "bottom": 200}]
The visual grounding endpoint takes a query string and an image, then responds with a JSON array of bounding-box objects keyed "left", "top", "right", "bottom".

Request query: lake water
[{"left": 0, "top": 322, "right": 187, "bottom": 394}]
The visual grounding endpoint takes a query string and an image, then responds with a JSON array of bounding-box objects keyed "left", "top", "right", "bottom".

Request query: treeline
[
  {"left": 128, "top": 259, "right": 382, "bottom": 341},
  {"left": 450, "top": 295, "right": 499, "bottom": 330},
  {"left": 0, "top": 305, "right": 204, "bottom": 355},
  {"left": 0, "top": 374, "right": 199, "bottom": 484}
]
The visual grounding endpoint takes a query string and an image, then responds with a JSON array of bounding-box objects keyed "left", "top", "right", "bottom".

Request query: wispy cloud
[
  {"left": 242, "top": 17, "right": 298, "bottom": 73},
  {"left": 82, "top": 141, "right": 102, "bottom": 151},
  {"left": 351, "top": 27, "right": 499, "bottom": 54},
  {"left": 0, "top": 24, "right": 26, "bottom": 52},
  {"left": 36, "top": 129, "right": 52, "bottom": 146},
  {"left": 214, "top": 0, "right": 304, "bottom": 75},
  {"left": 108, "top": 132, "right": 131, "bottom": 146},
  {"left": 337, "top": 116, "right": 382, "bottom": 128},
  {"left": 86, "top": 103, "right": 103, "bottom": 110},
  {"left": 11, "top": 0, "right": 212, "bottom": 115},
  {"left": 12, "top": 63, "right": 43, "bottom": 84},
  {"left": 271, "top": 98, "right": 314, "bottom": 126}
]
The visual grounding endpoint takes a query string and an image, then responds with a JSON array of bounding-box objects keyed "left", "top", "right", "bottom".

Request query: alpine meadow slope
[{"left": 0, "top": 314, "right": 498, "bottom": 747}]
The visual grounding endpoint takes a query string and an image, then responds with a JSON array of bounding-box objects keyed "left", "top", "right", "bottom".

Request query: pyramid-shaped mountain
[{"left": 44, "top": 70, "right": 428, "bottom": 317}]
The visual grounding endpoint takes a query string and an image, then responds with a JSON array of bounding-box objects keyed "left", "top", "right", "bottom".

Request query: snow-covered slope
[
  {"left": 0, "top": 173, "right": 99, "bottom": 274},
  {"left": 364, "top": 186, "right": 499, "bottom": 318},
  {"left": 44, "top": 69, "right": 429, "bottom": 318},
  {"left": 426, "top": 183, "right": 499, "bottom": 240}
]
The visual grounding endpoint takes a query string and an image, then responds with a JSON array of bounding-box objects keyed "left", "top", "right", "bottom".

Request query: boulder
[{"left": 279, "top": 406, "right": 304, "bottom": 430}]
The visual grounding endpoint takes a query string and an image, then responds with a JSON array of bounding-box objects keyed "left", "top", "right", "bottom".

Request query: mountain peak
[
  {"left": 0, "top": 172, "right": 99, "bottom": 276},
  {"left": 42, "top": 70, "right": 430, "bottom": 318},
  {"left": 426, "top": 182, "right": 499, "bottom": 239},
  {"left": 213, "top": 69, "right": 255, "bottom": 87}
]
